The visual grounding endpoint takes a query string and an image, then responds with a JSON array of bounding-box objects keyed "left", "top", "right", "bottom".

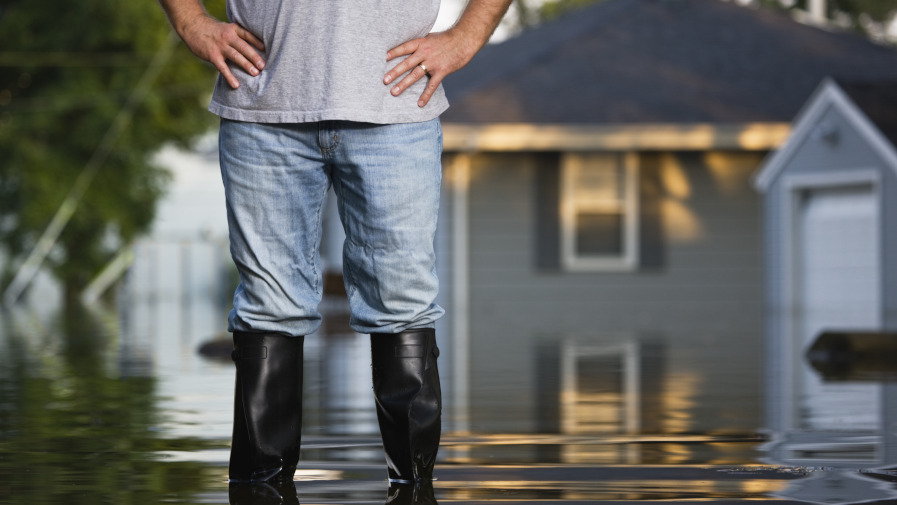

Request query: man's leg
[
  {"left": 327, "top": 119, "right": 444, "bottom": 483},
  {"left": 327, "top": 119, "right": 444, "bottom": 334},
  {"left": 219, "top": 119, "right": 330, "bottom": 338},
  {"left": 218, "top": 119, "right": 330, "bottom": 482}
]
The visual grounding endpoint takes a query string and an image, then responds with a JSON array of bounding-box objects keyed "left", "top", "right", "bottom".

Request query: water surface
[{"left": 2, "top": 297, "right": 896, "bottom": 505}]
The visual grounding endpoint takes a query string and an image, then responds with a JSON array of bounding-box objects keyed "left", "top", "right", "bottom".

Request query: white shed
[{"left": 755, "top": 78, "right": 897, "bottom": 466}]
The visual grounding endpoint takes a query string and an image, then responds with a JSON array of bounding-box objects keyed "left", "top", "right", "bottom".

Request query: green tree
[
  {"left": 535, "top": 0, "right": 606, "bottom": 23},
  {"left": 757, "top": 0, "right": 897, "bottom": 37},
  {"left": 0, "top": 0, "right": 225, "bottom": 304},
  {"left": 519, "top": 0, "right": 897, "bottom": 39}
]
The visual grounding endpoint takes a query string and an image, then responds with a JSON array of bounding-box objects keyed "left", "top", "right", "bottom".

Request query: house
[
  {"left": 755, "top": 78, "right": 897, "bottom": 468},
  {"left": 433, "top": 0, "right": 897, "bottom": 438}
]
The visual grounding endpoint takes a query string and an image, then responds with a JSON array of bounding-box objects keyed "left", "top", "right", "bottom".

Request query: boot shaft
[
  {"left": 230, "top": 332, "right": 304, "bottom": 483},
  {"left": 371, "top": 328, "right": 442, "bottom": 484}
]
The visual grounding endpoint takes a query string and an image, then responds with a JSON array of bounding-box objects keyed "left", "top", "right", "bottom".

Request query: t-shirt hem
[{"left": 208, "top": 101, "right": 450, "bottom": 125}]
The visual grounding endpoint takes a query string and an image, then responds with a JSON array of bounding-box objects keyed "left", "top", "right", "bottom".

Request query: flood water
[
  {"left": 3, "top": 290, "right": 897, "bottom": 505},
  {"left": 3, "top": 223, "right": 897, "bottom": 505}
]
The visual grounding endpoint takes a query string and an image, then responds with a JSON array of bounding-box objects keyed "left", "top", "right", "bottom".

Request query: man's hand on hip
[
  {"left": 178, "top": 15, "right": 265, "bottom": 90},
  {"left": 383, "top": 0, "right": 512, "bottom": 108},
  {"left": 156, "top": 0, "right": 265, "bottom": 90},
  {"left": 383, "top": 29, "right": 478, "bottom": 108}
]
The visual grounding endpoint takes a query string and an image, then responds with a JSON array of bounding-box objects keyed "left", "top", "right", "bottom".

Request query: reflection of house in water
[
  {"left": 435, "top": 0, "right": 897, "bottom": 438},
  {"left": 755, "top": 79, "right": 897, "bottom": 471},
  {"left": 558, "top": 339, "right": 663, "bottom": 436},
  {"left": 551, "top": 338, "right": 665, "bottom": 462}
]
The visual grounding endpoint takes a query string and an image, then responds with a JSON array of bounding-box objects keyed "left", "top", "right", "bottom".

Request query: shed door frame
[{"left": 777, "top": 169, "right": 883, "bottom": 433}]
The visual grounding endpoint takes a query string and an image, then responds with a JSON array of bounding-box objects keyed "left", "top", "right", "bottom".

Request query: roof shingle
[{"left": 442, "top": 0, "right": 897, "bottom": 124}]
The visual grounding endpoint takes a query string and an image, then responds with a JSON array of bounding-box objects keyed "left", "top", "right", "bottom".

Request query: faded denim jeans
[{"left": 218, "top": 118, "right": 444, "bottom": 337}]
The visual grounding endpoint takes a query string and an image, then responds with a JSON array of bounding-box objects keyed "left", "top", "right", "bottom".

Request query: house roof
[
  {"left": 754, "top": 78, "right": 897, "bottom": 191},
  {"left": 837, "top": 80, "right": 897, "bottom": 148},
  {"left": 442, "top": 0, "right": 897, "bottom": 125}
]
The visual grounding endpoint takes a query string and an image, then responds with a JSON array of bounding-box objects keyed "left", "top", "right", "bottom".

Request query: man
[{"left": 156, "top": 0, "right": 512, "bottom": 487}]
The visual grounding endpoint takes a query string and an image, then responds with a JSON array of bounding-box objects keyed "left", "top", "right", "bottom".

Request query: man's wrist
[
  {"left": 443, "top": 25, "right": 483, "bottom": 63},
  {"left": 175, "top": 11, "right": 212, "bottom": 40}
]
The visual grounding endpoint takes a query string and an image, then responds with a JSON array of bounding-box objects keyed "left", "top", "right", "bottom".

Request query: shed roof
[
  {"left": 442, "top": 0, "right": 897, "bottom": 125},
  {"left": 753, "top": 78, "right": 897, "bottom": 191}
]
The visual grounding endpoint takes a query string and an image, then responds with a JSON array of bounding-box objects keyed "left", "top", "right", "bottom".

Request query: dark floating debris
[{"left": 198, "top": 334, "right": 233, "bottom": 362}]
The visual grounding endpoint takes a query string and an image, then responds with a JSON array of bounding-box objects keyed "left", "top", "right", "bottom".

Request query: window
[{"left": 560, "top": 153, "right": 639, "bottom": 271}]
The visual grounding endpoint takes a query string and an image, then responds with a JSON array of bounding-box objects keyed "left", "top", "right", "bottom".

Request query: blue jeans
[{"left": 218, "top": 118, "right": 444, "bottom": 337}]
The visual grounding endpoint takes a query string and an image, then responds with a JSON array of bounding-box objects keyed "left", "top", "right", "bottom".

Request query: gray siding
[{"left": 462, "top": 150, "right": 766, "bottom": 434}]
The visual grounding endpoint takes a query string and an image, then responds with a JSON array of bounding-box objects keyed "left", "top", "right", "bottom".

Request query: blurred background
[{"left": 4, "top": 0, "right": 897, "bottom": 503}]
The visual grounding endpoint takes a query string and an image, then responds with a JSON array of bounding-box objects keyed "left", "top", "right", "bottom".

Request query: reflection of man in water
[{"left": 156, "top": 0, "right": 512, "bottom": 486}]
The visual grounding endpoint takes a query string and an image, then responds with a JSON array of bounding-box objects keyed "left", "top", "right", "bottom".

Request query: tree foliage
[
  {"left": 535, "top": 0, "right": 607, "bottom": 22},
  {"left": 0, "top": 0, "right": 225, "bottom": 302},
  {"left": 520, "top": 0, "right": 897, "bottom": 39},
  {"left": 756, "top": 0, "right": 897, "bottom": 36}
]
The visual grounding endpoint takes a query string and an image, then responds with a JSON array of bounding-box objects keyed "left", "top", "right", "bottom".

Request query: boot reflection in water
[
  {"left": 229, "top": 480, "right": 300, "bottom": 505},
  {"left": 386, "top": 480, "right": 439, "bottom": 505},
  {"left": 371, "top": 328, "right": 443, "bottom": 485},
  {"left": 229, "top": 332, "right": 304, "bottom": 483}
]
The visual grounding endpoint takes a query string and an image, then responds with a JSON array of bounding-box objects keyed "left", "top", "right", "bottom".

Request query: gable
[{"left": 754, "top": 79, "right": 897, "bottom": 192}]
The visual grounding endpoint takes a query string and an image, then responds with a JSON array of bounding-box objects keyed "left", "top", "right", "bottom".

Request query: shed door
[{"left": 797, "top": 184, "right": 880, "bottom": 431}]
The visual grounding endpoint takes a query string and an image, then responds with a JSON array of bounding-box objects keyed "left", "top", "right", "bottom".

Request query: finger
[
  {"left": 417, "top": 74, "right": 442, "bottom": 108},
  {"left": 212, "top": 57, "right": 241, "bottom": 89},
  {"left": 386, "top": 38, "right": 420, "bottom": 61},
  {"left": 236, "top": 25, "right": 265, "bottom": 51},
  {"left": 384, "top": 56, "right": 421, "bottom": 85},
  {"left": 390, "top": 64, "right": 429, "bottom": 97},
  {"left": 220, "top": 27, "right": 264, "bottom": 73},
  {"left": 231, "top": 38, "right": 265, "bottom": 72},
  {"left": 226, "top": 46, "right": 261, "bottom": 77}
]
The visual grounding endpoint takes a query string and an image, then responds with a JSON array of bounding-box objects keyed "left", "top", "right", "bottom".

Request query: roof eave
[{"left": 442, "top": 122, "right": 792, "bottom": 153}]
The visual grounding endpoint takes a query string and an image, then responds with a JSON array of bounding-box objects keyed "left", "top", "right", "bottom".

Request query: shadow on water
[{"left": 2, "top": 303, "right": 897, "bottom": 504}]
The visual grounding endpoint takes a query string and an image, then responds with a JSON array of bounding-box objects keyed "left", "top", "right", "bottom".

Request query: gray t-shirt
[{"left": 208, "top": 1, "right": 449, "bottom": 124}]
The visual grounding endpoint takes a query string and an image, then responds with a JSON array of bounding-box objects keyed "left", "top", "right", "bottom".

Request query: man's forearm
[
  {"left": 452, "top": 0, "right": 514, "bottom": 52},
  {"left": 156, "top": 0, "right": 210, "bottom": 39}
]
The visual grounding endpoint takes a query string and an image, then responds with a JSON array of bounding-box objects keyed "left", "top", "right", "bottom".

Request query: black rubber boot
[
  {"left": 371, "top": 328, "right": 442, "bottom": 484},
  {"left": 229, "top": 332, "right": 304, "bottom": 483}
]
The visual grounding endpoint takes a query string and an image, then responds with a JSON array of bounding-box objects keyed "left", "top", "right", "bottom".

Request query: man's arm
[
  {"left": 383, "top": 0, "right": 514, "bottom": 108},
  {"left": 156, "top": 0, "right": 265, "bottom": 89}
]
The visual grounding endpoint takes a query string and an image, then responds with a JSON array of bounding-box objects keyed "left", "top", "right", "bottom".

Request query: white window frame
[{"left": 560, "top": 152, "right": 639, "bottom": 272}]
